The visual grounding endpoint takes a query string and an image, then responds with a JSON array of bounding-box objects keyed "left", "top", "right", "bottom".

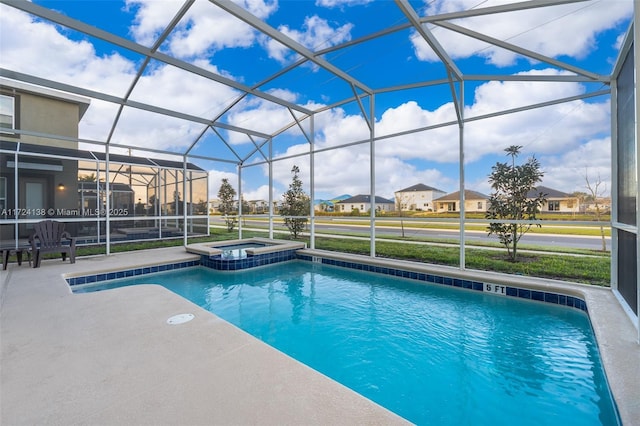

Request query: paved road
[{"left": 214, "top": 217, "right": 610, "bottom": 251}]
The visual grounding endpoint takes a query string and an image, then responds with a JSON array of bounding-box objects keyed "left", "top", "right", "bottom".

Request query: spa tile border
[
  {"left": 297, "top": 254, "right": 588, "bottom": 313},
  {"left": 199, "top": 249, "right": 298, "bottom": 271},
  {"left": 65, "top": 260, "right": 200, "bottom": 286}
]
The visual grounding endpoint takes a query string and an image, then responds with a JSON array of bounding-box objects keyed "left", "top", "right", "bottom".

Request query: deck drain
[{"left": 167, "top": 313, "right": 195, "bottom": 325}]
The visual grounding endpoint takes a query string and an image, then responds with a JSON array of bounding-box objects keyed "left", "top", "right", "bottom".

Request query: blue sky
[{"left": 0, "top": 0, "right": 634, "bottom": 201}]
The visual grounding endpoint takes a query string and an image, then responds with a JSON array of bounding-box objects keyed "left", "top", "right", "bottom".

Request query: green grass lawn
[
  {"left": 230, "top": 215, "right": 611, "bottom": 237},
  {"left": 67, "top": 228, "right": 609, "bottom": 287},
  {"left": 308, "top": 237, "right": 610, "bottom": 287}
]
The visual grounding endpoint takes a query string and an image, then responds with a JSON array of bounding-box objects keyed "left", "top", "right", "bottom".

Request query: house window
[
  {"left": 0, "top": 94, "right": 16, "bottom": 133},
  {"left": 0, "top": 177, "right": 6, "bottom": 213},
  {"left": 477, "top": 202, "right": 483, "bottom": 210},
  {"left": 548, "top": 201, "right": 560, "bottom": 211}
]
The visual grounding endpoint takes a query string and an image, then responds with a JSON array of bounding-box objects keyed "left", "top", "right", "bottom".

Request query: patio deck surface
[
  {"left": 1, "top": 246, "right": 638, "bottom": 425},
  {"left": 0, "top": 247, "right": 407, "bottom": 425}
]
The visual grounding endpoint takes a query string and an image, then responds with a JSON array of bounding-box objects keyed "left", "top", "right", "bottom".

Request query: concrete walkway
[{"left": 1, "top": 248, "right": 408, "bottom": 425}]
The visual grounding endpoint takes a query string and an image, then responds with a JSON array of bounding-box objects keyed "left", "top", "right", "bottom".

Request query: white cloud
[
  {"left": 540, "top": 137, "right": 611, "bottom": 194},
  {"left": 127, "top": 0, "right": 277, "bottom": 57},
  {"left": 258, "top": 69, "right": 611, "bottom": 198},
  {"left": 264, "top": 15, "right": 353, "bottom": 63},
  {"left": 412, "top": 0, "right": 633, "bottom": 67},
  {"left": 92, "top": 62, "right": 245, "bottom": 151},
  {"left": 316, "top": 0, "right": 373, "bottom": 7},
  {"left": 130, "top": 63, "right": 239, "bottom": 117},
  {"left": 614, "top": 32, "right": 627, "bottom": 50},
  {"left": 265, "top": 137, "right": 455, "bottom": 199},
  {"left": 463, "top": 70, "right": 610, "bottom": 161},
  {"left": 241, "top": 184, "right": 273, "bottom": 201},
  {"left": 302, "top": 69, "right": 609, "bottom": 171},
  {"left": 372, "top": 69, "right": 611, "bottom": 164},
  {"left": 226, "top": 92, "right": 305, "bottom": 143},
  {"left": 0, "top": 6, "right": 136, "bottom": 93},
  {"left": 313, "top": 107, "right": 370, "bottom": 147},
  {"left": 375, "top": 101, "right": 459, "bottom": 162},
  {"left": 126, "top": 0, "right": 183, "bottom": 47},
  {"left": 208, "top": 169, "right": 239, "bottom": 198}
]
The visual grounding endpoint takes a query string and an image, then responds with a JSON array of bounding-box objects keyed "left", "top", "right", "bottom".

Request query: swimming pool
[{"left": 74, "top": 261, "right": 619, "bottom": 425}]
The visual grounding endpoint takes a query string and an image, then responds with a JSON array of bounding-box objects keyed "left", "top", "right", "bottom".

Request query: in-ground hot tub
[{"left": 185, "top": 237, "right": 306, "bottom": 270}]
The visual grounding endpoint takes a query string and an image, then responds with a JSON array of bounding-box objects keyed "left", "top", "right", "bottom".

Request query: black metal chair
[{"left": 29, "top": 220, "right": 77, "bottom": 268}]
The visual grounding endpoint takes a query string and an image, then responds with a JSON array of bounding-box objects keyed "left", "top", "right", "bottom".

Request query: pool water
[{"left": 75, "top": 262, "right": 619, "bottom": 426}]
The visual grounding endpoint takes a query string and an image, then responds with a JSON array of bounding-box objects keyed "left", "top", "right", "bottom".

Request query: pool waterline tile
[
  {"left": 298, "top": 254, "right": 588, "bottom": 313},
  {"left": 67, "top": 253, "right": 588, "bottom": 314}
]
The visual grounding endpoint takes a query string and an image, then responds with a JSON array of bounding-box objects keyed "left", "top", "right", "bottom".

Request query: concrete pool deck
[{"left": 1, "top": 247, "right": 638, "bottom": 425}]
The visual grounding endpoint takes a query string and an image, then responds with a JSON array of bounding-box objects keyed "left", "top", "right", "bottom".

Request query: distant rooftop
[
  {"left": 338, "top": 194, "right": 394, "bottom": 204},
  {"left": 396, "top": 183, "right": 445, "bottom": 193},
  {"left": 527, "top": 186, "right": 572, "bottom": 199},
  {"left": 434, "top": 190, "right": 489, "bottom": 201}
]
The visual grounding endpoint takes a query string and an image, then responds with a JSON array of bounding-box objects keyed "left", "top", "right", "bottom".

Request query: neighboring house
[
  {"left": 0, "top": 77, "right": 90, "bottom": 240},
  {"left": 210, "top": 199, "right": 268, "bottom": 214},
  {"left": 584, "top": 198, "right": 611, "bottom": 213},
  {"left": 209, "top": 198, "right": 221, "bottom": 214},
  {"left": 394, "top": 183, "right": 446, "bottom": 212},
  {"left": 314, "top": 194, "right": 351, "bottom": 212},
  {"left": 336, "top": 194, "right": 395, "bottom": 213},
  {"left": 248, "top": 199, "right": 269, "bottom": 214},
  {"left": 1, "top": 78, "right": 210, "bottom": 244},
  {"left": 527, "top": 186, "right": 579, "bottom": 213},
  {"left": 434, "top": 190, "right": 489, "bottom": 213},
  {"left": 314, "top": 200, "right": 333, "bottom": 212},
  {"left": 209, "top": 198, "right": 236, "bottom": 214}
]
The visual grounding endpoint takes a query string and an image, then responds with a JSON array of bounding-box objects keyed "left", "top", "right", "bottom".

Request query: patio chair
[{"left": 29, "top": 220, "right": 77, "bottom": 268}]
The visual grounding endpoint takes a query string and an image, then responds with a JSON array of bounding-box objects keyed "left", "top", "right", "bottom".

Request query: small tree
[
  {"left": 79, "top": 173, "right": 96, "bottom": 182},
  {"left": 395, "top": 192, "right": 411, "bottom": 238},
  {"left": 240, "top": 196, "right": 251, "bottom": 226},
  {"left": 280, "top": 165, "right": 309, "bottom": 239},
  {"left": 218, "top": 178, "right": 237, "bottom": 232},
  {"left": 486, "top": 145, "right": 546, "bottom": 262},
  {"left": 585, "top": 169, "right": 608, "bottom": 252}
]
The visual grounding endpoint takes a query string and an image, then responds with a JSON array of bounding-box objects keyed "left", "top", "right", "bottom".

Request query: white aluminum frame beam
[
  {"left": 210, "top": 0, "right": 374, "bottom": 96},
  {"left": 394, "top": 0, "right": 463, "bottom": 81},
  {"left": 435, "top": 21, "right": 604, "bottom": 81},
  {"left": 1, "top": 0, "right": 313, "bottom": 116}
]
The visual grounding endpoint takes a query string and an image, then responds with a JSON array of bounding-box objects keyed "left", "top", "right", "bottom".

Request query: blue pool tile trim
[
  {"left": 297, "top": 254, "right": 588, "bottom": 313},
  {"left": 68, "top": 252, "right": 587, "bottom": 314},
  {"left": 66, "top": 260, "right": 200, "bottom": 286}
]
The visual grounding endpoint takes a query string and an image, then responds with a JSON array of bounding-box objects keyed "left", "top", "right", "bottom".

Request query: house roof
[
  {"left": 0, "top": 141, "right": 206, "bottom": 172},
  {"left": 313, "top": 194, "right": 352, "bottom": 206},
  {"left": 0, "top": 77, "right": 91, "bottom": 120},
  {"left": 526, "top": 186, "right": 572, "bottom": 199},
  {"left": 434, "top": 190, "right": 489, "bottom": 202},
  {"left": 337, "top": 194, "right": 394, "bottom": 204},
  {"left": 395, "top": 183, "right": 445, "bottom": 193}
]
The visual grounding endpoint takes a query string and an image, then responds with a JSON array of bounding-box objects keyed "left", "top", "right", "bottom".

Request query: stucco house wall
[{"left": 394, "top": 183, "right": 446, "bottom": 212}]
